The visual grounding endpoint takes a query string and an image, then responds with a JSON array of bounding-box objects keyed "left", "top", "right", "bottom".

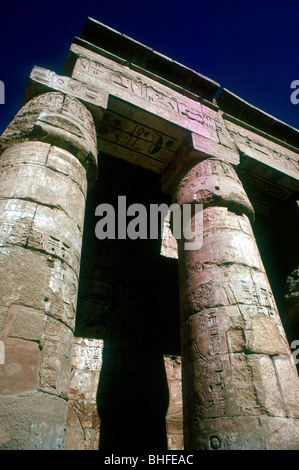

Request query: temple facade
[{"left": 0, "top": 18, "right": 298, "bottom": 450}]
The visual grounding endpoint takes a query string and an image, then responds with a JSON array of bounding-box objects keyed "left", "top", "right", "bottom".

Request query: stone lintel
[
  {"left": 49, "top": 43, "right": 230, "bottom": 176},
  {"left": 24, "top": 66, "right": 108, "bottom": 121},
  {"left": 75, "top": 19, "right": 299, "bottom": 154},
  {"left": 217, "top": 88, "right": 299, "bottom": 149},
  {"left": 20, "top": 24, "right": 299, "bottom": 192},
  {"left": 223, "top": 117, "right": 299, "bottom": 213}
]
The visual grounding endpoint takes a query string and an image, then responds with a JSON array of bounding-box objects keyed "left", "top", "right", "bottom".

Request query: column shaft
[
  {"left": 173, "top": 157, "right": 299, "bottom": 449},
  {"left": 0, "top": 92, "right": 97, "bottom": 449}
]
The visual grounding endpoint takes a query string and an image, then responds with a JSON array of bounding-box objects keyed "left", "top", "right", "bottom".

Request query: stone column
[
  {"left": 164, "top": 154, "right": 299, "bottom": 450},
  {"left": 0, "top": 92, "right": 97, "bottom": 449}
]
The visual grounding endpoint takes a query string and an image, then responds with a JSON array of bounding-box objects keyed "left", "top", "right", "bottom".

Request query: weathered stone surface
[
  {"left": 168, "top": 156, "right": 299, "bottom": 449},
  {"left": 28, "top": 204, "right": 82, "bottom": 276},
  {"left": 0, "top": 246, "right": 78, "bottom": 330},
  {"left": 0, "top": 392, "right": 68, "bottom": 449},
  {"left": 0, "top": 246, "right": 51, "bottom": 309},
  {"left": 0, "top": 92, "right": 98, "bottom": 182},
  {"left": 160, "top": 209, "right": 178, "bottom": 259},
  {"left": 273, "top": 355, "right": 299, "bottom": 418},
  {"left": 0, "top": 198, "right": 37, "bottom": 248},
  {"left": 172, "top": 158, "right": 254, "bottom": 217},
  {"left": 63, "top": 42, "right": 241, "bottom": 176},
  {"left": 0, "top": 144, "right": 87, "bottom": 230},
  {"left": 225, "top": 119, "right": 299, "bottom": 182},
  {"left": 164, "top": 355, "right": 184, "bottom": 450},
  {"left": 259, "top": 416, "right": 299, "bottom": 450},
  {"left": 65, "top": 338, "right": 103, "bottom": 450},
  {"left": 65, "top": 339, "right": 184, "bottom": 450},
  {"left": 0, "top": 89, "right": 96, "bottom": 450},
  {"left": 245, "top": 314, "right": 290, "bottom": 355},
  {"left": 190, "top": 415, "right": 299, "bottom": 449},
  {"left": 7, "top": 305, "right": 46, "bottom": 342},
  {"left": 246, "top": 354, "right": 286, "bottom": 417},
  {"left": 25, "top": 66, "right": 109, "bottom": 110},
  {"left": 179, "top": 263, "right": 278, "bottom": 318},
  {"left": 0, "top": 337, "right": 40, "bottom": 395},
  {"left": 39, "top": 316, "right": 74, "bottom": 398},
  {"left": 70, "top": 44, "right": 221, "bottom": 141}
]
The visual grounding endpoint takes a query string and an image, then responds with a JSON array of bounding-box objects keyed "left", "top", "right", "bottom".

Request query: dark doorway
[{"left": 75, "top": 153, "right": 181, "bottom": 451}]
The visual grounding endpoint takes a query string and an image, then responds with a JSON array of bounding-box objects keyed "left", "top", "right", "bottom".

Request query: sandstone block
[
  {"left": 46, "top": 145, "right": 87, "bottom": 195},
  {"left": 28, "top": 204, "right": 82, "bottom": 275},
  {"left": 0, "top": 93, "right": 98, "bottom": 183},
  {"left": 0, "top": 246, "right": 78, "bottom": 330},
  {"left": 7, "top": 305, "right": 45, "bottom": 342},
  {"left": 0, "top": 337, "right": 40, "bottom": 395},
  {"left": 0, "top": 162, "right": 86, "bottom": 230},
  {"left": 0, "top": 392, "right": 68, "bottom": 449},
  {"left": 0, "top": 198, "right": 36, "bottom": 248},
  {"left": 273, "top": 355, "right": 299, "bottom": 418},
  {"left": 245, "top": 314, "right": 290, "bottom": 355},
  {"left": 39, "top": 316, "right": 73, "bottom": 399},
  {"left": 0, "top": 141, "right": 50, "bottom": 168},
  {"left": 246, "top": 354, "right": 286, "bottom": 417}
]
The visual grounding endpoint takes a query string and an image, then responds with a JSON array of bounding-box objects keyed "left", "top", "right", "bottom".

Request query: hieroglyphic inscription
[
  {"left": 98, "top": 111, "right": 179, "bottom": 165},
  {"left": 187, "top": 309, "right": 227, "bottom": 418},
  {"left": 21, "top": 91, "right": 97, "bottom": 146},
  {"left": 72, "top": 339, "right": 104, "bottom": 372},
  {"left": 74, "top": 56, "right": 217, "bottom": 129},
  {"left": 28, "top": 67, "right": 107, "bottom": 108},
  {"left": 70, "top": 45, "right": 221, "bottom": 140},
  {"left": 0, "top": 221, "right": 29, "bottom": 247},
  {"left": 28, "top": 230, "right": 80, "bottom": 275},
  {"left": 223, "top": 277, "right": 277, "bottom": 312},
  {"left": 182, "top": 273, "right": 279, "bottom": 327},
  {"left": 226, "top": 120, "right": 299, "bottom": 177}
]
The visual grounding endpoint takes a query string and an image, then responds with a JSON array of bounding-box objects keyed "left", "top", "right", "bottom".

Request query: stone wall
[
  {"left": 65, "top": 338, "right": 102, "bottom": 450},
  {"left": 65, "top": 338, "right": 183, "bottom": 450}
]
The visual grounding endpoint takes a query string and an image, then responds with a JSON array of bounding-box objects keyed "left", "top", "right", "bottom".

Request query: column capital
[
  {"left": 0, "top": 91, "right": 98, "bottom": 186},
  {"left": 161, "top": 134, "right": 254, "bottom": 220}
]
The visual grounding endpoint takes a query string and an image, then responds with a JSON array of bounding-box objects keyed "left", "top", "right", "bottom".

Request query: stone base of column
[
  {"left": 0, "top": 392, "right": 68, "bottom": 449},
  {"left": 186, "top": 416, "right": 299, "bottom": 450}
]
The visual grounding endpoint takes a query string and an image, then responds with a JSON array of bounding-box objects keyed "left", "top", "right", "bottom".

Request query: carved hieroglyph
[
  {"left": 226, "top": 119, "right": 299, "bottom": 180},
  {"left": 0, "top": 92, "right": 97, "bottom": 449},
  {"left": 165, "top": 154, "right": 299, "bottom": 450},
  {"left": 0, "top": 23, "right": 299, "bottom": 450}
]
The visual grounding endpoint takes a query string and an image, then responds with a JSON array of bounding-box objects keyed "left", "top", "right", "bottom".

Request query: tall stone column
[
  {"left": 0, "top": 92, "right": 97, "bottom": 449},
  {"left": 164, "top": 153, "right": 299, "bottom": 449}
]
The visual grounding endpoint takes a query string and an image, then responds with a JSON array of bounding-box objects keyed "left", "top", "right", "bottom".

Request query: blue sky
[{"left": 0, "top": 0, "right": 298, "bottom": 135}]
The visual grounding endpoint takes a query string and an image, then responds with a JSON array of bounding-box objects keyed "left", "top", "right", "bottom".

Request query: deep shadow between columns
[
  {"left": 238, "top": 167, "right": 299, "bottom": 374},
  {"left": 75, "top": 153, "right": 181, "bottom": 451},
  {"left": 251, "top": 207, "right": 299, "bottom": 373}
]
